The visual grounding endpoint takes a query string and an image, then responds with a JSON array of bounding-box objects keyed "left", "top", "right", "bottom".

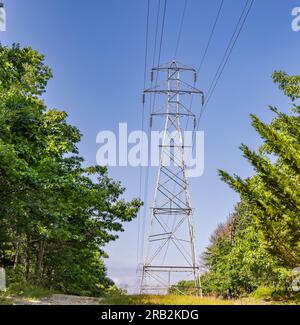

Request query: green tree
[
  {"left": 201, "top": 203, "right": 289, "bottom": 298},
  {"left": 219, "top": 71, "right": 300, "bottom": 269},
  {"left": 0, "top": 44, "right": 142, "bottom": 296}
]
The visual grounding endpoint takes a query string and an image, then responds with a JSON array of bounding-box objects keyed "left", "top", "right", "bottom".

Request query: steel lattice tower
[{"left": 140, "top": 61, "right": 204, "bottom": 296}]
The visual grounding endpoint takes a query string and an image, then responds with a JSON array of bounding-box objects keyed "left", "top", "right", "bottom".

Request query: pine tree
[{"left": 219, "top": 71, "right": 300, "bottom": 268}]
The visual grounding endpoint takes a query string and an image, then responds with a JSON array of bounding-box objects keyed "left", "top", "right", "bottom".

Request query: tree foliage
[
  {"left": 219, "top": 71, "right": 300, "bottom": 268},
  {"left": 201, "top": 204, "right": 289, "bottom": 298},
  {"left": 0, "top": 44, "right": 142, "bottom": 296},
  {"left": 201, "top": 71, "right": 300, "bottom": 298}
]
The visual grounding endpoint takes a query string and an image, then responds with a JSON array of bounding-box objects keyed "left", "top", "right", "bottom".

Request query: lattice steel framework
[{"left": 140, "top": 61, "right": 204, "bottom": 296}]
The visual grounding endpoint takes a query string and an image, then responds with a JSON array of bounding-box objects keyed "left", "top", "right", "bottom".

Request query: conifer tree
[{"left": 219, "top": 71, "right": 300, "bottom": 268}]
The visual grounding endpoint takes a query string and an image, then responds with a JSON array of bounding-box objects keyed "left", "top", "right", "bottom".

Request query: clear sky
[{"left": 1, "top": 0, "right": 300, "bottom": 291}]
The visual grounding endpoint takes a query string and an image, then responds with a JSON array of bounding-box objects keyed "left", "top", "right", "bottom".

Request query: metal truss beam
[{"left": 140, "top": 60, "right": 204, "bottom": 297}]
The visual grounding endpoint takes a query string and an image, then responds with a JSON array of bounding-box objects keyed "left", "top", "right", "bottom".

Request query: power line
[
  {"left": 140, "top": 0, "right": 167, "bottom": 265},
  {"left": 152, "top": 0, "right": 162, "bottom": 72},
  {"left": 151, "top": 0, "right": 167, "bottom": 115},
  {"left": 196, "top": 0, "right": 255, "bottom": 130},
  {"left": 149, "top": 0, "right": 162, "bottom": 115},
  {"left": 143, "top": 1, "right": 150, "bottom": 91},
  {"left": 205, "top": 0, "right": 252, "bottom": 102},
  {"left": 186, "top": 0, "right": 224, "bottom": 132},
  {"left": 137, "top": 0, "right": 150, "bottom": 266},
  {"left": 174, "top": 0, "right": 188, "bottom": 59},
  {"left": 197, "top": 0, "right": 224, "bottom": 74},
  {"left": 157, "top": 0, "right": 168, "bottom": 68},
  {"left": 205, "top": 0, "right": 255, "bottom": 107}
]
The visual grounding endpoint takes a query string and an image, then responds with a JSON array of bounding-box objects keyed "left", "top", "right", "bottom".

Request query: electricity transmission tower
[{"left": 140, "top": 60, "right": 204, "bottom": 296}]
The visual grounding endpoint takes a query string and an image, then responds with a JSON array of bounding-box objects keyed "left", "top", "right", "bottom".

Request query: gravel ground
[{"left": 14, "top": 294, "right": 102, "bottom": 305}]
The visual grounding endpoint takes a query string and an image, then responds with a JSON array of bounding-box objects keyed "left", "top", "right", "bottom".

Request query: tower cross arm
[{"left": 144, "top": 88, "right": 202, "bottom": 95}]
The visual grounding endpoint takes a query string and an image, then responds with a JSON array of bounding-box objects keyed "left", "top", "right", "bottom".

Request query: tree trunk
[
  {"left": 13, "top": 240, "right": 20, "bottom": 271},
  {"left": 35, "top": 240, "right": 45, "bottom": 286},
  {"left": 24, "top": 238, "right": 30, "bottom": 282}
]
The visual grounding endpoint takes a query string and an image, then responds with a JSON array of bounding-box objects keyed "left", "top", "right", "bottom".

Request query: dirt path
[{"left": 14, "top": 294, "right": 102, "bottom": 305}]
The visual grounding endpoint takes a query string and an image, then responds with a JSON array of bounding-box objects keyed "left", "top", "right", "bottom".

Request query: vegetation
[
  {"left": 0, "top": 297, "right": 12, "bottom": 305},
  {"left": 102, "top": 294, "right": 233, "bottom": 305},
  {"left": 0, "top": 44, "right": 142, "bottom": 297},
  {"left": 200, "top": 71, "right": 300, "bottom": 300},
  {"left": 102, "top": 294, "right": 300, "bottom": 305}
]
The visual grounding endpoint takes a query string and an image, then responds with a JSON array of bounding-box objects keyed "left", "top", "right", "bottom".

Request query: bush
[
  {"left": 250, "top": 286, "right": 274, "bottom": 299},
  {"left": 7, "top": 283, "right": 52, "bottom": 299}
]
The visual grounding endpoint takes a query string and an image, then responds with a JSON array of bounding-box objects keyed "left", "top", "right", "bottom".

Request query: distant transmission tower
[{"left": 140, "top": 61, "right": 204, "bottom": 296}]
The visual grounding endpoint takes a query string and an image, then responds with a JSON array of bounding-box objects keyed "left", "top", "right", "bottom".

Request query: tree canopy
[
  {"left": 0, "top": 44, "right": 142, "bottom": 296},
  {"left": 201, "top": 71, "right": 300, "bottom": 298}
]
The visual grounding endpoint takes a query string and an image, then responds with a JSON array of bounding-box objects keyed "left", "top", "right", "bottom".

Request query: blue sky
[{"left": 1, "top": 0, "right": 300, "bottom": 291}]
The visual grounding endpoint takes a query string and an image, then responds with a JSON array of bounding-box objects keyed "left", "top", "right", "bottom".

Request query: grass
[
  {"left": 0, "top": 285, "right": 55, "bottom": 304},
  {"left": 0, "top": 295, "right": 12, "bottom": 305},
  {"left": 7, "top": 283, "right": 54, "bottom": 299},
  {"left": 102, "top": 294, "right": 300, "bottom": 306},
  {"left": 102, "top": 294, "right": 233, "bottom": 305},
  {"left": 1, "top": 285, "right": 298, "bottom": 305}
]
